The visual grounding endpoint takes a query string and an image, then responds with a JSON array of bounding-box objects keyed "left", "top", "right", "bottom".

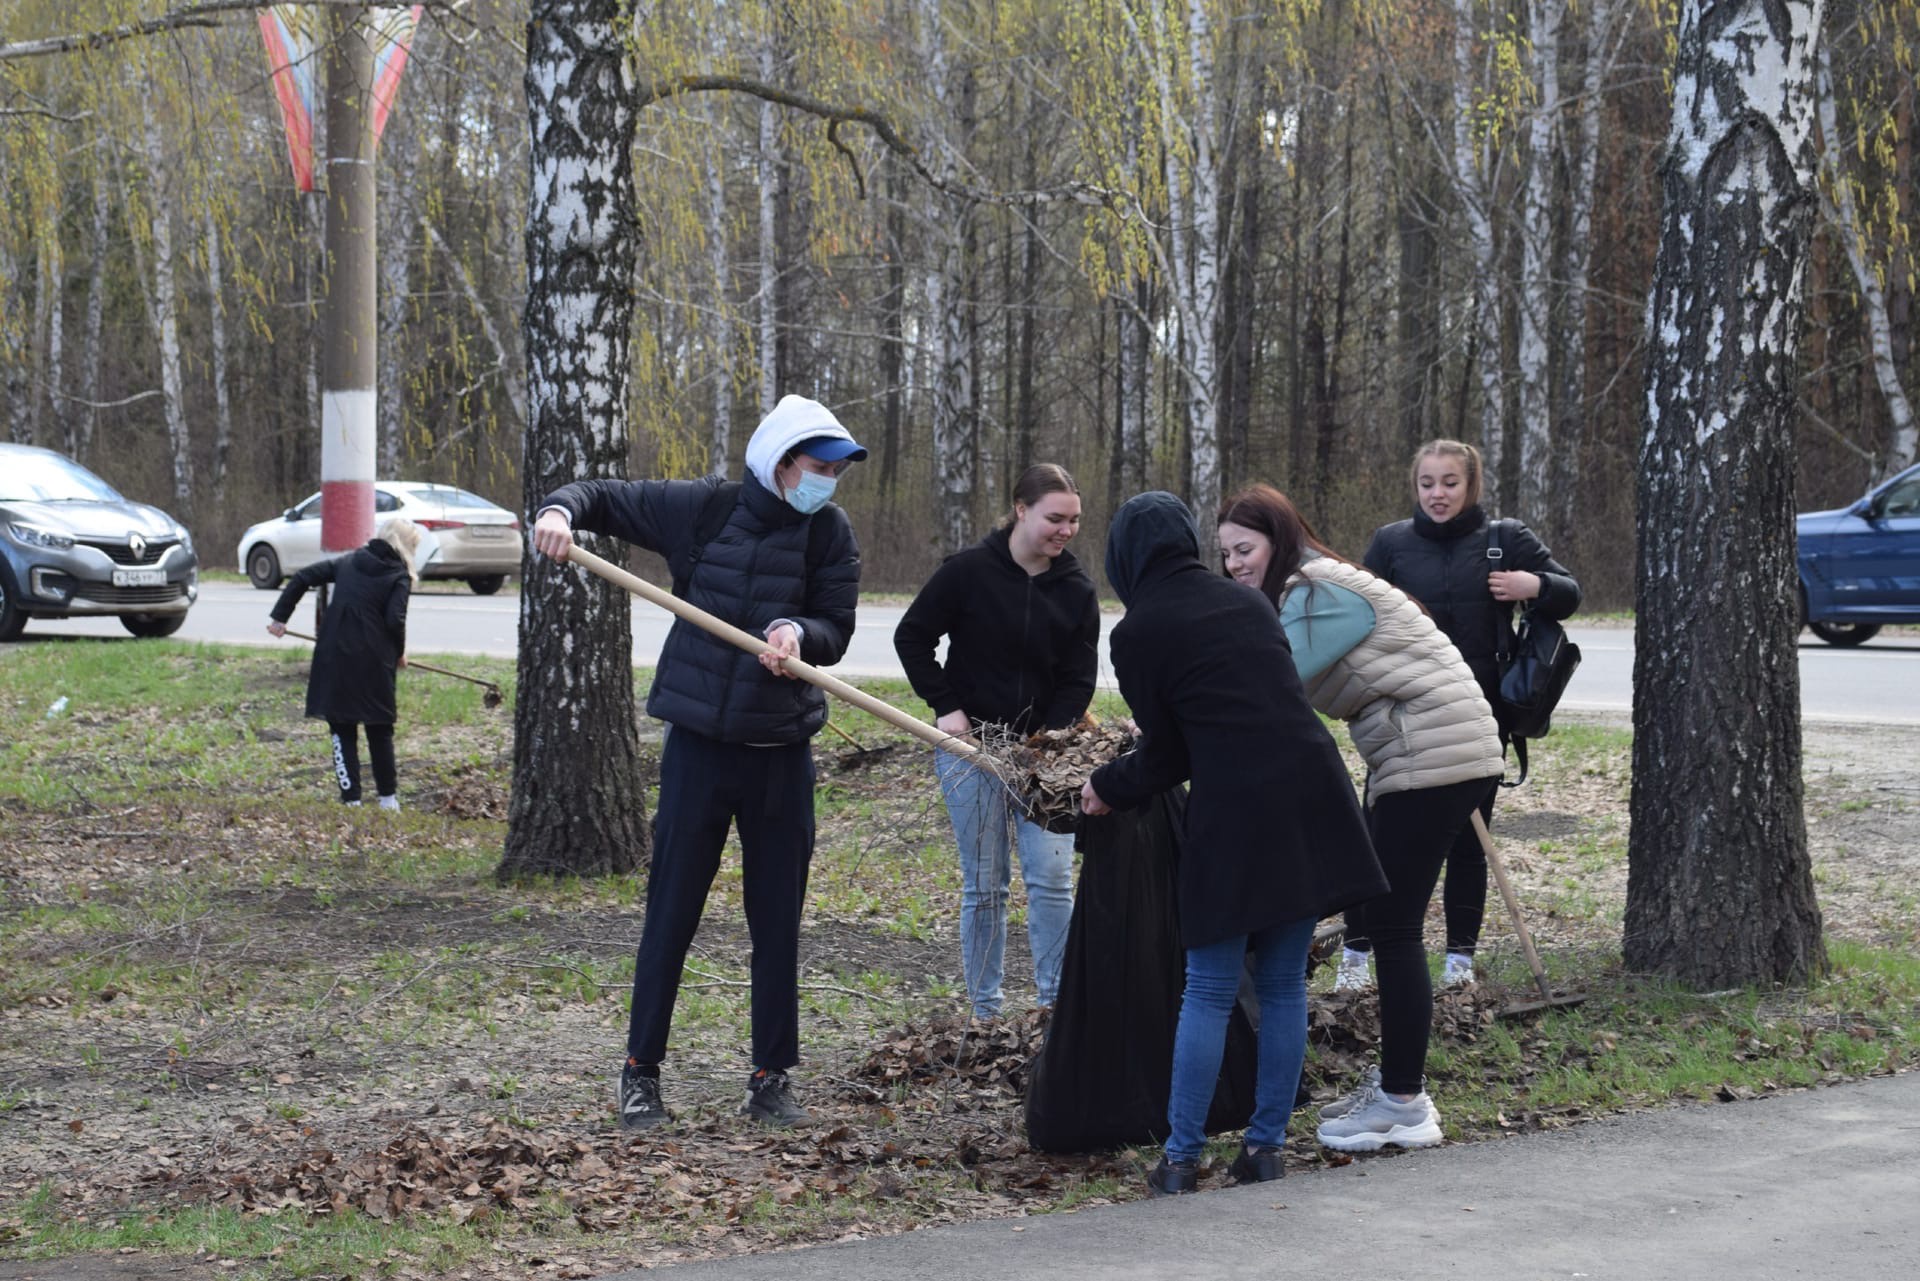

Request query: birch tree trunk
[
  {"left": 202, "top": 205, "right": 234, "bottom": 500},
  {"left": 1627, "top": 0, "right": 1828, "bottom": 987},
  {"left": 1451, "top": 0, "right": 1504, "bottom": 506},
  {"left": 502, "top": 0, "right": 649, "bottom": 881},
  {"left": 1144, "top": 0, "right": 1222, "bottom": 522},
  {"left": 135, "top": 111, "right": 194, "bottom": 516},
  {"left": 1815, "top": 43, "right": 1917, "bottom": 476},
  {"left": 756, "top": 39, "right": 779, "bottom": 413},
  {"left": 1514, "top": 0, "right": 1560, "bottom": 520},
  {"left": 925, "top": 0, "right": 977, "bottom": 554},
  {"left": 703, "top": 92, "right": 733, "bottom": 475},
  {"left": 1555, "top": 0, "right": 1621, "bottom": 507},
  {"left": 378, "top": 163, "right": 417, "bottom": 479},
  {"left": 76, "top": 169, "right": 110, "bottom": 460},
  {"left": 32, "top": 211, "right": 64, "bottom": 452},
  {"left": 0, "top": 229, "right": 25, "bottom": 444}
]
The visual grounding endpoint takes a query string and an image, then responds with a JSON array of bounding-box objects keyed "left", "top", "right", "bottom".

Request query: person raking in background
[
  {"left": 267, "top": 518, "right": 421, "bottom": 811},
  {"left": 1079, "top": 491, "right": 1386, "bottom": 1194},
  {"left": 1218, "top": 483, "right": 1503, "bottom": 1151},
  {"left": 1335, "top": 439, "right": 1582, "bottom": 992},
  {"left": 894, "top": 463, "right": 1101, "bottom": 1021},
  {"left": 530, "top": 395, "right": 864, "bottom": 1132}
]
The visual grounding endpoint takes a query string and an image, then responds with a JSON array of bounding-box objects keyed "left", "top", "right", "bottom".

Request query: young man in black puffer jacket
[{"left": 531, "top": 395, "right": 864, "bottom": 1132}]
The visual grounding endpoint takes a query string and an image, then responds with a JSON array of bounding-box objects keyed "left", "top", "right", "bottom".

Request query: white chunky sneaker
[
  {"left": 377, "top": 794, "right": 400, "bottom": 812},
  {"left": 1316, "top": 1084, "right": 1444, "bottom": 1152},
  {"left": 1439, "top": 952, "right": 1476, "bottom": 987}
]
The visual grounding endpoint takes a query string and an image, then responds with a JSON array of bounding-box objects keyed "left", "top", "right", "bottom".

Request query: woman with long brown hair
[{"left": 1217, "top": 483, "right": 1503, "bottom": 1151}]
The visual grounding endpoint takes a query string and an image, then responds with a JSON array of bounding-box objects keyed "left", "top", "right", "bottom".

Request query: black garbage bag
[{"left": 1025, "top": 788, "right": 1259, "bottom": 1153}]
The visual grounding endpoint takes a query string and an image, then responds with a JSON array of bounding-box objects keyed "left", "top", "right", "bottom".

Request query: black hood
[{"left": 1104, "top": 491, "right": 1200, "bottom": 606}]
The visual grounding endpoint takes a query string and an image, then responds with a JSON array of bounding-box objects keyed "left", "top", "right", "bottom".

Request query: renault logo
[{"left": 128, "top": 533, "right": 147, "bottom": 561}]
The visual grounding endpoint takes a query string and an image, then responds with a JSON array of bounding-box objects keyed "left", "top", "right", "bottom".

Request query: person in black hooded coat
[
  {"left": 1080, "top": 492, "right": 1385, "bottom": 1195},
  {"left": 267, "top": 519, "right": 419, "bottom": 809}
]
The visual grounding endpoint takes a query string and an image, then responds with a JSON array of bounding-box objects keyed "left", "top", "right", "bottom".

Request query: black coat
[
  {"left": 541, "top": 472, "right": 859, "bottom": 744},
  {"left": 1090, "top": 493, "right": 1386, "bottom": 949},
  {"left": 271, "top": 540, "right": 411, "bottom": 724},
  {"left": 893, "top": 527, "right": 1101, "bottom": 736},
  {"left": 1364, "top": 505, "right": 1581, "bottom": 709}
]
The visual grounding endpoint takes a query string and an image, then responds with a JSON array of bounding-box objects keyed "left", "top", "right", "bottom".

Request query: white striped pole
[{"left": 319, "top": 8, "right": 378, "bottom": 554}]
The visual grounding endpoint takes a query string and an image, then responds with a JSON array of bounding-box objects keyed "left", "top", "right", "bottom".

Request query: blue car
[{"left": 1797, "top": 461, "right": 1920, "bottom": 646}]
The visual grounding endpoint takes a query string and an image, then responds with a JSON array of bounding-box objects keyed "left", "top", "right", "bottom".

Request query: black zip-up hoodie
[
  {"left": 893, "top": 526, "right": 1101, "bottom": 736},
  {"left": 1363, "top": 504, "right": 1580, "bottom": 705}
]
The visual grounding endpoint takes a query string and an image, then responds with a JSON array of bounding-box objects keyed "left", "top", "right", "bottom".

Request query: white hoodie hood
[{"left": 743, "top": 395, "right": 860, "bottom": 494}]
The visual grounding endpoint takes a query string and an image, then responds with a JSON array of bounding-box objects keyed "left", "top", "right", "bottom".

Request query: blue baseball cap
[{"left": 796, "top": 434, "right": 868, "bottom": 463}]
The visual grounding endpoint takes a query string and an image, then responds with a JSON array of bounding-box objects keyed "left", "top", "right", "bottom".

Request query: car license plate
[
  {"left": 112, "top": 569, "right": 167, "bottom": 587},
  {"left": 467, "top": 525, "right": 509, "bottom": 539}
]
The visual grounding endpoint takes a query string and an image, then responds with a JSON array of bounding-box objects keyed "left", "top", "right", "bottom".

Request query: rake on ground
[{"left": 280, "top": 628, "right": 505, "bottom": 709}]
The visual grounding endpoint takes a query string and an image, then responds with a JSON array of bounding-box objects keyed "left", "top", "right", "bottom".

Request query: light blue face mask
[{"left": 785, "top": 470, "right": 838, "bottom": 514}]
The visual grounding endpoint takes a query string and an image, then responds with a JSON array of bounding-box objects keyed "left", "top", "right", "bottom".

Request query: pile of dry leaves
[{"left": 990, "top": 720, "right": 1137, "bottom": 830}]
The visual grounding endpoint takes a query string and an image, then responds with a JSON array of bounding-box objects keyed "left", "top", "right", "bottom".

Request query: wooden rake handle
[
  {"left": 280, "top": 628, "right": 500, "bottom": 693},
  {"left": 1471, "top": 810, "right": 1555, "bottom": 1003},
  {"left": 560, "top": 543, "right": 981, "bottom": 761}
]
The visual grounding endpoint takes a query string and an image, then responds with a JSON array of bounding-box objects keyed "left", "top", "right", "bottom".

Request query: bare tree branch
[{"left": 0, "top": 0, "right": 473, "bottom": 64}]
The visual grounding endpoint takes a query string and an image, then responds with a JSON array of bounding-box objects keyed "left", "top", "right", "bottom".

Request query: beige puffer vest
[{"left": 1282, "top": 555, "right": 1503, "bottom": 800}]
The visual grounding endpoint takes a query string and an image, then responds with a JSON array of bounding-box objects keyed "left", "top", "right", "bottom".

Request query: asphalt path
[
  {"left": 602, "top": 1071, "right": 1920, "bottom": 1281},
  {"left": 23, "top": 580, "right": 1920, "bottom": 724}
]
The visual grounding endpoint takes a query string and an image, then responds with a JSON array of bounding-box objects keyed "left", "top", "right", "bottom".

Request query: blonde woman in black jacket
[
  {"left": 267, "top": 518, "right": 420, "bottom": 810},
  {"left": 1338, "top": 439, "right": 1581, "bottom": 990}
]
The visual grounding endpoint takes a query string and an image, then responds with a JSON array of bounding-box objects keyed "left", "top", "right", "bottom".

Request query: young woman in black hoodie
[
  {"left": 1337, "top": 439, "right": 1581, "bottom": 991},
  {"left": 894, "top": 464, "right": 1101, "bottom": 1020}
]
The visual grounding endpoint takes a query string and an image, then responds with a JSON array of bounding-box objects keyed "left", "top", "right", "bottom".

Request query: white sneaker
[
  {"left": 1440, "top": 952, "right": 1476, "bottom": 987},
  {"left": 377, "top": 794, "right": 400, "bottom": 812},
  {"left": 1318, "top": 1065, "right": 1381, "bottom": 1121},
  {"left": 1316, "top": 1084, "right": 1444, "bottom": 1151},
  {"left": 344, "top": 799, "right": 363, "bottom": 808},
  {"left": 1334, "top": 947, "right": 1373, "bottom": 992}
]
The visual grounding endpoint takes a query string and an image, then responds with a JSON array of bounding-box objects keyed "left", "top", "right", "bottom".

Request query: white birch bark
[
  {"left": 201, "top": 205, "right": 234, "bottom": 497},
  {"left": 1451, "top": 0, "right": 1504, "bottom": 506},
  {"left": 1815, "top": 43, "right": 1917, "bottom": 475},
  {"left": 756, "top": 39, "right": 778, "bottom": 413},
  {"left": 1141, "top": 0, "right": 1222, "bottom": 521},
  {"left": 378, "top": 175, "right": 416, "bottom": 478},
  {"left": 1628, "top": 0, "right": 1829, "bottom": 986},
  {"left": 1557, "top": 0, "right": 1622, "bottom": 494},
  {"left": 77, "top": 168, "right": 110, "bottom": 460},
  {"left": 1514, "top": 0, "right": 1561, "bottom": 518},
  {"left": 925, "top": 0, "right": 976, "bottom": 553},
  {"left": 135, "top": 112, "right": 193, "bottom": 513},
  {"left": 704, "top": 92, "right": 733, "bottom": 474}
]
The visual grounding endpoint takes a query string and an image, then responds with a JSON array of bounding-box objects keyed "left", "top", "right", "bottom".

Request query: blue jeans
[
  {"left": 1166, "top": 916, "right": 1317, "bottom": 1162},
  {"left": 934, "top": 749, "right": 1075, "bottom": 1017}
]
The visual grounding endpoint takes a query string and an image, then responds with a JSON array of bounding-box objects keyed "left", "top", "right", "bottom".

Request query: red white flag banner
[{"left": 258, "top": 5, "right": 425, "bottom": 192}]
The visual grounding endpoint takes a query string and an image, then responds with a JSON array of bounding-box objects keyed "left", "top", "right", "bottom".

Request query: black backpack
[
  {"left": 667, "top": 479, "right": 837, "bottom": 598},
  {"left": 1488, "top": 519, "right": 1581, "bottom": 785}
]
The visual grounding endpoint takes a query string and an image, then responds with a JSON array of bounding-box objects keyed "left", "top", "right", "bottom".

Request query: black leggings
[
  {"left": 328, "top": 722, "right": 396, "bottom": 802},
  {"left": 1357, "top": 778, "right": 1496, "bottom": 1096},
  {"left": 1345, "top": 774, "right": 1497, "bottom": 955}
]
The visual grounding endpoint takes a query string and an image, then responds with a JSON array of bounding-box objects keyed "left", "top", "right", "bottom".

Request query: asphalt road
[{"left": 22, "top": 579, "right": 1920, "bottom": 724}]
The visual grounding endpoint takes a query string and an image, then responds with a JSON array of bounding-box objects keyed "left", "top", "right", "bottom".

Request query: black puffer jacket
[
  {"left": 541, "top": 472, "right": 859, "bottom": 744},
  {"left": 1090, "top": 493, "right": 1386, "bottom": 949},
  {"left": 893, "top": 527, "right": 1100, "bottom": 736},
  {"left": 1363, "top": 505, "right": 1580, "bottom": 708},
  {"left": 271, "top": 540, "right": 411, "bottom": 724}
]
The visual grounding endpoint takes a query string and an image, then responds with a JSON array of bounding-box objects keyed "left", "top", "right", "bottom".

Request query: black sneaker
[
  {"left": 1146, "top": 1155, "right": 1199, "bottom": 1196},
  {"left": 1228, "top": 1142, "right": 1285, "bottom": 1184},
  {"left": 742, "top": 1069, "right": 810, "bottom": 1128},
  {"left": 615, "top": 1064, "right": 669, "bottom": 1131}
]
